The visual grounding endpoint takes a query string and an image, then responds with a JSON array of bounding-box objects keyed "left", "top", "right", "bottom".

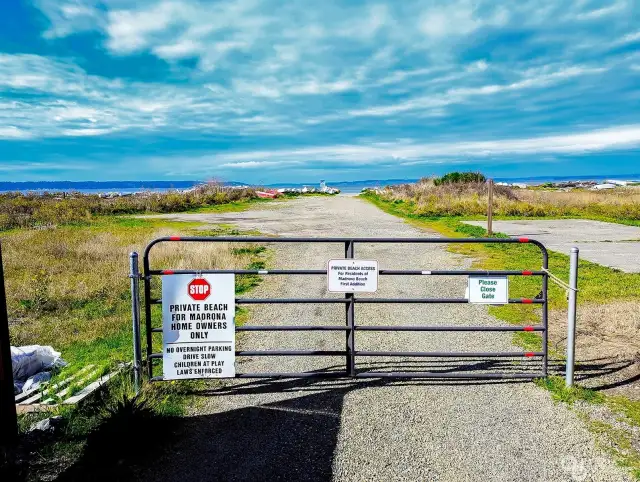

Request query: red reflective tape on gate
[
  {"left": 162, "top": 270, "right": 174, "bottom": 275},
  {"left": 525, "top": 352, "right": 535, "bottom": 358},
  {"left": 169, "top": 236, "right": 181, "bottom": 241},
  {"left": 522, "top": 298, "right": 533, "bottom": 304},
  {"left": 519, "top": 237, "right": 530, "bottom": 243},
  {"left": 523, "top": 326, "right": 534, "bottom": 331},
  {"left": 522, "top": 270, "right": 533, "bottom": 276}
]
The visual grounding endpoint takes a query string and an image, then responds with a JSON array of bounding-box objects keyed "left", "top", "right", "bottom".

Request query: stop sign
[{"left": 188, "top": 278, "right": 211, "bottom": 301}]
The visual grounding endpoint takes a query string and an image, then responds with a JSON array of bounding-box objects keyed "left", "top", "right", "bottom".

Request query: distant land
[{"left": 1, "top": 175, "right": 639, "bottom": 194}]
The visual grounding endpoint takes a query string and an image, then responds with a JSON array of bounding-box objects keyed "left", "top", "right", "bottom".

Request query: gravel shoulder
[{"left": 141, "top": 196, "right": 630, "bottom": 481}]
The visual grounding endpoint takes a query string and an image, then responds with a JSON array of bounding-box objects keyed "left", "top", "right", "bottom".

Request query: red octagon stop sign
[{"left": 188, "top": 278, "right": 211, "bottom": 301}]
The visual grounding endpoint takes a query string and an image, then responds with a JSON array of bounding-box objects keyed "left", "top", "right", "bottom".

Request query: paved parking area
[{"left": 464, "top": 219, "right": 640, "bottom": 272}]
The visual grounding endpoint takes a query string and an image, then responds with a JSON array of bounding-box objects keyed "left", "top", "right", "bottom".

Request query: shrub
[
  {"left": 433, "top": 171, "right": 487, "bottom": 186},
  {"left": 0, "top": 184, "right": 258, "bottom": 231}
]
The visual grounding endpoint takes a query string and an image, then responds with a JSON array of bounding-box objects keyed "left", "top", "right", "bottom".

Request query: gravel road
[{"left": 142, "top": 196, "right": 630, "bottom": 482}]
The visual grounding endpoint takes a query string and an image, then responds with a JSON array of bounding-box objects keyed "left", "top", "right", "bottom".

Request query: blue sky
[{"left": 0, "top": 0, "right": 639, "bottom": 183}]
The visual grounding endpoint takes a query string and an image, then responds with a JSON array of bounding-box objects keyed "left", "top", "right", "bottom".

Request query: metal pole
[
  {"left": 487, "top": 179, "right": 494, "bottom": 236},
  {"left": 345, "top": 241, "right": 355, "bottom": 377},
  {"left": 566, "top": 247, "right": 579, "bottom": 387},
  {"left": 143, "top": 254, "right": 154, "bottom": 379},
  {"left": 129, "top": 252, "right": 142, "bottom": 393},
  {"left": 0, "top": 242, "right": 18, "bottom": 446}
]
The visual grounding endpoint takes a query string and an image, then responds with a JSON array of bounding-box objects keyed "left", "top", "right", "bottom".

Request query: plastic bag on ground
[
  {"left": 22, "top": 371, "right": 52, "bottom": 392},
  {"left": 11, "top": 345, "right": 67, "bottom": 382}
]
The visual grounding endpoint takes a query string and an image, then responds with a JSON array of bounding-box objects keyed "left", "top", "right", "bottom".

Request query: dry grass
[
  {"left": 550, "top": 302, "right": 640, "bottom": 359},
  {"left": 379, "top": 178, "right": 640, "bottom": 220},
  {"left": 0, "top": 183, "right": 258, "bottom": 231},
  {"left": 549, "top": 301, "right": 640, "bottom": 398},
  {"left": 2, "top": 218, "right": 254, "bottom": 352}
]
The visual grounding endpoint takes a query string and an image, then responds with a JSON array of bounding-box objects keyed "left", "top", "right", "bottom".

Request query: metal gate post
[
  {"left": 142, "top": 253, "right": 153, "bottom": 379},
  {"left": 542, "top": 249, "right": 549, "bottom": 377},
  {"left": 566, "top": 247, "right": 579, "bottom": 386},
  {"left": 345, "top": 240, "right": 356, "bottom": 376},
  {"left": 129, "top": 252, "right": 142, "bottom": 393}
]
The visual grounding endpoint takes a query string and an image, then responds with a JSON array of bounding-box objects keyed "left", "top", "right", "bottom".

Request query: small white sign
[
  {"left": 328, "top": 259, "right": 378, "bottom": 293},
  {"left": 162, "top": 274, "right": 236, "bottom": 379},
  {"left": 468, "top": 276, "right": 509, "bottom": 304}
]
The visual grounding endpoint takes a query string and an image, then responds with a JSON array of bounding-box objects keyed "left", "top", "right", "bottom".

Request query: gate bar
[
  {"left": 357, "top": 372, "right": 543, "bottom": 379},
  {"left": 148, "top": 269, "right": 545, "bottom": 276},
  {"left": 356, "top": 351, "right": 543, "bottom": 357},
  {"left": 142, "top": 236, "right": 549, "bottom": 381},
  {"left": 145, "top": 236, "right": 544, "bottom": 246},
  {"left": 354, "top": 325, "right": 545, "bottom": 332},
  {"left": 149, "top": 325, "right": 546, "bottom": 332},
  {"left": 232, "top": 297, "right": 544, "bottom": 304}
]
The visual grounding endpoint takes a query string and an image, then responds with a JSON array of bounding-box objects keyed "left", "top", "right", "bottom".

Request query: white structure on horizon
[{"left": 592, "top": 183, "right": 616, "bottom": 190}]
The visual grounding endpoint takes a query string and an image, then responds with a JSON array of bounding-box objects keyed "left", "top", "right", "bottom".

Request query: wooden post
[
  {"left": 0, "top": 241, "right": 18, "bottom": 446},
  {"left": 487, "top": 179, "right": 494, "bottom": 237}
]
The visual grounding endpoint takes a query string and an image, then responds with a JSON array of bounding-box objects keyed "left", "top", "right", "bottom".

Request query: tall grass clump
[
  {"left": 372, "top": 176, "right": 640, "bottom": 221},
  {"left": 0, "top": 183, "right": 257, "bottom": 231}
]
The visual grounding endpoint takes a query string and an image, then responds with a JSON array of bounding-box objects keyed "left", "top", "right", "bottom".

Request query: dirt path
[{"left": 141, "top": 196, "right": 630, "bottom": 481}]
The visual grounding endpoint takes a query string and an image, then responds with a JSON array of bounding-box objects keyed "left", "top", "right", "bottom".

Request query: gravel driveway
[
  {"left": 142, "top": 196, "right": 630, "bottom": 481},
  {"left": 464, "top": 219, "right": 640, "bottom": 273}
]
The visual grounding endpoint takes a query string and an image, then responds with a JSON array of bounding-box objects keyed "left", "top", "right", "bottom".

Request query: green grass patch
[
  {"left": 185, "top": 196, "right": 276, "bottom": 214},
  {"left": 232, "top": 246, "right": 267, "bottom": 255},
  {"left": 362, "top": 192, "right": 640, "bottom": 354},
  {"left": 586, "top": 418, "right": 640, "bottom": 479},
  {"left": 536, "top": 375, "right": 605, "bottom": 405},
  {"left": 361, "top": 192, "right": 640, "bottom": 308}
]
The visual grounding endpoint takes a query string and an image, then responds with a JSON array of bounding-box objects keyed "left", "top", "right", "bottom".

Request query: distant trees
[{"left": 433, "top": 171, "right": 487, "bottom": 186}]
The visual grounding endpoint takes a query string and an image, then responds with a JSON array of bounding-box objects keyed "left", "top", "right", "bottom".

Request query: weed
[{"left": 536, "top": 375, "right": 604, "bottom": 405}]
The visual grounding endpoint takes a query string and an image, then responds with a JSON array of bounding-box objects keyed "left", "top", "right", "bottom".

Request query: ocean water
[{"left": 1, "top": 175, "right": 638, "bottom": 195}]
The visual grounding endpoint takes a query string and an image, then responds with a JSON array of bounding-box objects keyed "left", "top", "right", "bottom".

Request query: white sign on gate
[
  {"left": 327, "top": 259, "right": 378, "bottom": 293},
  {"left": 467, "top": 276, "right": 509, "bottom": 304},
  {"left": 162, "top": 274, "right": 235, "bottom": 379}
]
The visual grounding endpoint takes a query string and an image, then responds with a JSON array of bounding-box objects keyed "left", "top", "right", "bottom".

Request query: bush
[
  {"left": 433, "top": 171, "right": 487, "bottom": 186},
  {"left": 371, "top": 180, "right": 640, "bottom": 221},
  {"left": 0, "top": 184, "right": 258, "bottom": 231}
]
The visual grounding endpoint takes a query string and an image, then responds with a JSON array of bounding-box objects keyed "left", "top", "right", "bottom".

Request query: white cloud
[
  {"left": 204, "top": 125, "right": 640, "bottom": 168},
  {"left": 344, "top": 65, "right": 606, "bottom": 118},
  {"left": 0, "top": 162, "right": 90, "bottom": 171},
  {"left": 2, "top": 0, "right": 635, "bottom": 148},
  {"left": 577, "top": 2, "right": 626, "bottom": 20},
  {"left": 105, "top": 2, "right": 183, "bottom": 54},
  {"left": 153, "top": 39, "right": 202, "bottom": 59},
  {"left": 0, "top": 126, "right": 33, "bottom": 140},
  {"left": 37, "top": 0, "right": 103, "bottom": 39},
  {"left": 467, "top": 60, "right": 489, "bottom": 72},
  {"left": 419, "top": 3, "right": 479, "bottom": 38}
]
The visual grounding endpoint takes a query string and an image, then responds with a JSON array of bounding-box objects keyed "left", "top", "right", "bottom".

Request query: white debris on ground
[
  {"left": 29, "top": 415, "right": 63, "bottom": 433},
  {"left": 11, "top": 345, "right": 67, "bottom": 394}
]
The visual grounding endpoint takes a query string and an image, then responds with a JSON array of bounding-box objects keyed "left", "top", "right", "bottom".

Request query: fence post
[
  {"left": 0, "top": 241, "right": 18, "bottom": 446},
  {"left": 129, "top": 252, "right": 143, "bottom": 393},
  {"left": 487, "top": 179, "right": 494, "bottom": 236},
  {"left": 345, "top": 241, "right": 355, "bottom": 377},
  {"left": 566, "top": 247, "right": 579, "bottom": 387}
]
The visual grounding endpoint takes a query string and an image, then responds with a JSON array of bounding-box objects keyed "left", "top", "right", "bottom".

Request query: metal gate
[{"left": 134, "top": 236, "right": 549, "bottom": 381}]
